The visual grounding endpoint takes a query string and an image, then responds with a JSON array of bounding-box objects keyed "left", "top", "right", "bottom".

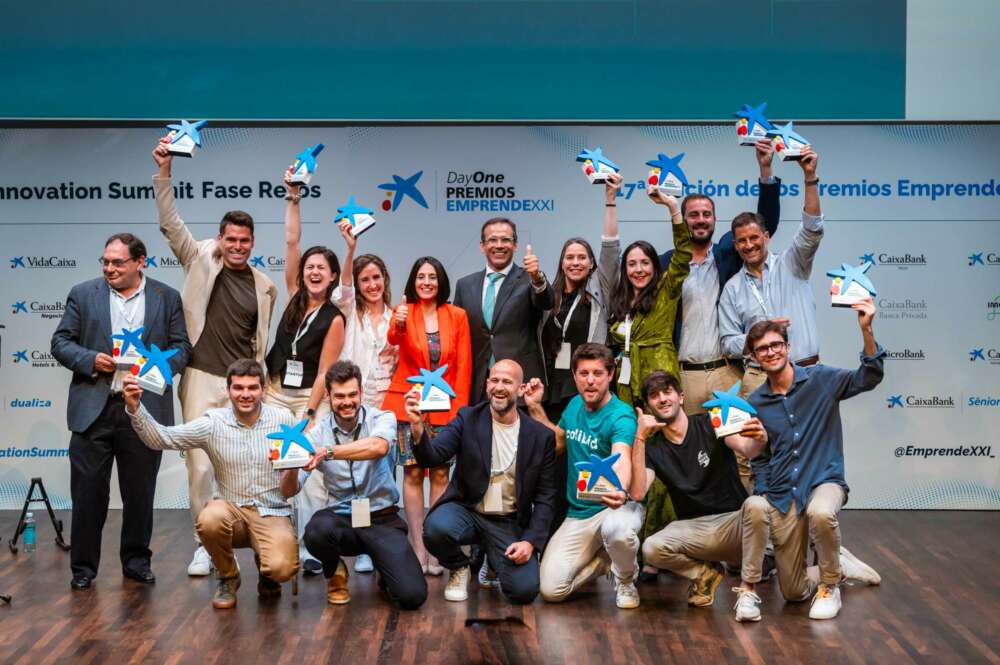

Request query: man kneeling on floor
[
  {"left": 124, "top": 359, "right": 298, "bottom": 609},
  {"left": 281, "top": 360, "right": 427, "bottom": 610}
]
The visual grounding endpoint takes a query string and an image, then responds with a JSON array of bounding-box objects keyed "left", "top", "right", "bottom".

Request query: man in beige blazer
[{"left": 152, "top": 139, "right": 279, "bottom": 576}]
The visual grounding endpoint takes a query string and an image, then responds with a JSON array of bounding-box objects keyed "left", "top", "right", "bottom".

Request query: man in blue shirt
[
  {"left": 744, "top": 297, "right": 884, "bottom": 620},
  {"left": 280, "top": 360, "right": 427, "bottom": 610}
]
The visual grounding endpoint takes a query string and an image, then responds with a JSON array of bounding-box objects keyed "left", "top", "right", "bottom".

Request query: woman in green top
[{"left": 605, "top": 181, "right": 692, "bottom": 580}]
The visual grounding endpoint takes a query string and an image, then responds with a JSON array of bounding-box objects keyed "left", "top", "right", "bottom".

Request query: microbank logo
[
  {"left": 886, "top": 393, "right": 955, "bottom": 409},
  {"left": 968, "top": 252, "right": 999, "bottom": 267},
  {"left": 250, "top": 255, "right": 285, "bottom": 273},
  {"left": 377, "top": 171, "right": 429, "bottom": 212},
  {"left": 969, "top": 348, "right": 1000, "bottom": 365},
  {"left": 144, "top": 255, "right": 182, "bottom": 269},
  {"left": 884, "top": 348, "right": 926, "bottom": 361},
  {"left": 8, "top": 255, "right": 77, "bottom": 269},
  {"left": 861, "top": 251, "right": 926, "bottom": 269}
]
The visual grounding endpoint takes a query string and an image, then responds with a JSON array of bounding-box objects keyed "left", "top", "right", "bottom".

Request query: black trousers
[
  {"left": 69, "top": 394, "right": 162, "bottom": 579},
  {"left": 423, "top": 502, "right": 540, "bottom": 605},
  {"left": 303, "top": 508, "right": 427, "bottom": 610}
]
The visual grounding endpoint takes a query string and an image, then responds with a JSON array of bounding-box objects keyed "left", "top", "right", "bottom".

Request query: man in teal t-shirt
[{"left": 525, "top": 343, "right": 644, "bottom": 609}]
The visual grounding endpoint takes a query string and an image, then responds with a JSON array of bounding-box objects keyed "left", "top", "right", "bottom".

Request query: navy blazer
[
  {"left": 412, "top": 403, "right": 558, "bottom": 552},
  {"left": 454, "top": 264, "right": 554, "bottom": 404},
  {"left": 51, "top": 276, "right": 191, "bottom": 433},
  {"left": 659, "top": 178, "right": 782, "bottom": 349}
]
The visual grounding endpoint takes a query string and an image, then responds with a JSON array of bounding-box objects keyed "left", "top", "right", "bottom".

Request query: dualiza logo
[
  {"left": 861, "top": 251, "right": 926, "bottom": 268},
  {"left": 10, "top": 397, "right": 52, "bottom": 408},
  {"left": 886, "top": 393, "right": 955, "bottom": 409},
  {"left": 9, "top": 255, "right": 77, "bottom": 269}
]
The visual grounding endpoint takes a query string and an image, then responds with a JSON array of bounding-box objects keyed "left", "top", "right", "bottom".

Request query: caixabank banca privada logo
[
  {"left": 9, "top": 255, "right": 77, "bottom": 270},
  {"left": 877, "top": 297, "right": 928, "bottom": 322},
  {"left": 859, "top": 251, "right": 926, "bottom": 270}
]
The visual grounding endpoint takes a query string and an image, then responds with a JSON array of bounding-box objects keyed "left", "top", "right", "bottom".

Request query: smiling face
[
  {"left": 625, "top": 246, "right": 654, "bottom": 291},
  {"left": 329, "top": 377, "right": 362, "bottom": 427},
  {"left": 217, "top": 223, "right": 254, "bottom": 270},
  {"left": 733, "top": 222, "right": 770, "bottom": 271},
  {"left": 357, "top": 261, "right": 386, "bottom": 306},
  {"left": 683, "top": 197, "right": 717, "bottom": 246},
  {"left": 102, "top": 239, "right": 144, "bottom": 293},
  {"left": 415, "top": 262, "right": 439, "bottom": 303},
  {"left": 646, "top": 386, "right": 684, "bottom": 424},
  {"left": 486, "top": 360, "right": 524, "bottom": 417},
  {"left": 573, "top": 358, "right": 613, "bottom": 410},
  {"left": 561, "top": 242, "right": 593, "bottom": 289},
  {"left": 480, "top": 221, "right": 517, "bottom": 271},
  {"left": 227, "top": 374, "right": 263, "bottom": 418},
  {"left": 301, "top": 253, "right": 336, "bottom": 300},
  {"left": 750, "top": 330, "right": 790, "bottom": 374}
]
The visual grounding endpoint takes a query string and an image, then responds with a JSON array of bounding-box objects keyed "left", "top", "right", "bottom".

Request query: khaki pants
[
  {"left": 196, "top": 500, "right": 299, "bottom": 582},
  {"left": 739, "top": 365, "right": 768, "bottom": 400},
  {"left": 743, "top": 483, "right": 845, "bottom": 600},
  {"left": 679, "top": 363, "right": 744, "bottom": 416},
  {"left": 539, "top": 502, "right": 644, "bottom": 602},
  {"left": 641, "top": 502, "right": 768, "bottom": 583},
  {"left": 264, "top": 379, "right": 330, "bottom": 562},
  {"left": 178, "top": 366, "right": 230, "bottom": 542}
]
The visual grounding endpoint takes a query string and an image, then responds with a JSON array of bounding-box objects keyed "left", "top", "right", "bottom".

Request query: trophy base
[
  {"left": 418, "top": 400, "right": 451, "bottom": 412},
  {"left": 831, "top": 296, "right": 866, "bottom": 307},
  {"left": 738, "top": 128, "right": 770, "bottom": 146},
  {"left": 136, "top": 374, "right": 168, "bottom": 396},
  {"left": 780, "top": 152, "right": 803, "bottom": 162},
  {"left": 650, "top": 183, "right": 684, "bottom": 197},
  {"left": 166, "top": 134, "right": 197, "bottom": 158},
  {"left": 288, "top": 166, "right": 313, "bottom": 186},
  {"left": 350, "top": 215, "right": 376, "bottom": 238},
  {"left": 582, "top": 163, "right": 617, "bottom": 185},
  {"left": 273, "top": 458, "right": 310, "bottom": 470}
]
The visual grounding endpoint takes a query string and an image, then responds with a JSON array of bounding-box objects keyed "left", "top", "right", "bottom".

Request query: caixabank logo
[
  {"left": 444, "top": 170, "right": 555, "bottom": 213},
  {"left": 860, "top": 251, "right": 927, "bottom": 269},
  {"left": 144, "top": 255, "right": 183, "bottom": 269},
  {"left": 10, "top": 299, "right": 65, "bottom": 319},
  {"left": 11, "top": 348, "right": 59, "bottom": 369},
  {"left": 967, "top": 251, "right": 1000, "bottom": 267},
  {"left": 885, "top": 393, "right": 955, "bottom": 409},
  {"left": 969, "top": 347, "right": 1000, "bottom": 366},
  {"left": 9, "top": 255, "right": 77, "bottom": 270},
  {"left": 877, "top": 298, "right": 928, "bottom": 322},
  {"left": 377, "top": 171, "right": 429, "bottom": 212},
  {"left": 250, "top": 255, "right": 284, "bottom": 273}
]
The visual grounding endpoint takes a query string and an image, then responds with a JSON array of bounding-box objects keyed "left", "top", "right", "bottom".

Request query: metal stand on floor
[
  {"left": 8, "top": 477, "right": 70, "bottom": 555},
  {"left": 0, "top": 538, "right": 10, "bottom": 604}
]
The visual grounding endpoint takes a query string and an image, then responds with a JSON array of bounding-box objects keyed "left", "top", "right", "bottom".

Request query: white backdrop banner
[{"left": 1, "top": 124, "right": 998, "bottom": 510}]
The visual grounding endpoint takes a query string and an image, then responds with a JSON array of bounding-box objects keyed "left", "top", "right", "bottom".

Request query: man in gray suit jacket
[{"left": 51, "top": 233, "right": 191, "bottom": 590}]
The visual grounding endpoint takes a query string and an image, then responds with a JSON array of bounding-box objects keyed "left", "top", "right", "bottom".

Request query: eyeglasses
[
  {"left": 752, "top": 340, "right": 787, "bottom": 357},
  {"left": 99, "top": 258, "right": 139, "bottom": 268},
  {"left": 483, "top": 236, "right": 515, "bottom": 246}
]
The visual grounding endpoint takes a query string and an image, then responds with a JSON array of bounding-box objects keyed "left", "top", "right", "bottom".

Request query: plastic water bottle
[{"left": 23, "top": 512, "right": 36, "bottom": 553}]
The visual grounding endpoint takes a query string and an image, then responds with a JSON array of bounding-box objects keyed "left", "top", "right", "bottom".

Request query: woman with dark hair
[
  {"left": 382, "top": 256, "right": 472, "bottom": 575},
  {"left": 264, "top": 174, "right": 346, "bottom": 574}
]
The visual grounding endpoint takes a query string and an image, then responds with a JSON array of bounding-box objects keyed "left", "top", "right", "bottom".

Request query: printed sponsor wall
[{"left": 1, "top": 124, "right": 998, "bottom": 510}]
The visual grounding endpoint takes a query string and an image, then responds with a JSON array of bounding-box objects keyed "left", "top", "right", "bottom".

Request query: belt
[
  {"left": 680, "top": 358, "right": 736, "bottom": 372},
  {"left": 796, "top": 355, "right": 820, "bottom": 367},
  {"left": 373, "top": 505, "right": 399, "bottom": 518}
]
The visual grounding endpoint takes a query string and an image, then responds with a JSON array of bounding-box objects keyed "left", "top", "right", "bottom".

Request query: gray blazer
[{"left": 51, "top": 276, "right": 191, "bottom": 433}]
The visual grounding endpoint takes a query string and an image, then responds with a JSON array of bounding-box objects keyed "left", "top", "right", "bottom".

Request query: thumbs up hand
[
  {"left": 524, "top": 244, "right": 543, "bottom": 284},
  {"left": 395, "top": 295, "right": 409, "bottom": 331}
]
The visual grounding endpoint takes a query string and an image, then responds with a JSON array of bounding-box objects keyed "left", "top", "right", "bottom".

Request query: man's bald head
[
  {"left": 486, "top": 360, "right": 524, "bottom": 416},
  {"left": 490, "top": 359, "right": 524, "bottom": 385}
]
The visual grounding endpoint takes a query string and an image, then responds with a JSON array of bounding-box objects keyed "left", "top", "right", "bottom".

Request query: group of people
[{"left": 50, "top": 136, "right": 884, "bottom": 623}]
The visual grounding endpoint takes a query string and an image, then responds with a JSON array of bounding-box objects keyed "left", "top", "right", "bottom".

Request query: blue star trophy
[
  {"left": 703, "top": 382, "right": 758, "bottom": 437},
  {"left": 164, "top": 119, "right": 208, "bottom": 158},
  {"left": 734, "top": 102, "right": 775, "bottom": 146},
  {"left": 407, "top": 365, "right": 456, "bottom": 412},
  {"left": 645, "top": 152, "right": 688, "bottom": 197},
  {"left": 576, "top": 147, "right": 619, "bottom": 185},
  {"left": 335, "top": 195, "right": 376, "bottom": 238},
  {"left": 267, "top": 419, "right": 316, "bottom": 469},
  {"left": 131, "top": 344, "right": 179, "bottom": 396},
  {"left": 111, "top": 326, "right": 146, "bottom": 369},
  {"left": 827, "top": 260, "right": 877, "bottom": 307},
  {"left": 287, "top": 143, "right": 324, "bottom": 185},
  {"left": 766, "top": 122, "right": 810, "bottom": 162},
  {"left": 575, "top": 453, "right": 624, "bottom": 502}
]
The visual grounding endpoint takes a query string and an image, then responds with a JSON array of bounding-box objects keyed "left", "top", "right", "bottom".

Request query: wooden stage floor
[{"left": 0, "top": 510, "right": 997, "bottom": 665}]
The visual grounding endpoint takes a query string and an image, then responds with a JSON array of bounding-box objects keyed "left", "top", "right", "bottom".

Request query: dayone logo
[
  {"left": 9, "top": 300, "right": 66, "bottom": 319},
  {"left": 969, "top": 348, "right": 1000, "bottom": 365},
  {"left": 377, "top": 171, "right": 429, "bottom": 212},
  {"left": 861, "top": 251, "right": 926, "bottom": 268},
  {"left": 8, "top": 255, "right": 77, "bottom": 269},
  {"left": 886, "top": 393, "right": 955, "bottom": 409},
  {"left": 445, "top": 170, "right": 555, "bottom": 213},
  {"left": 968, "top": 252, "right": 999, "bottom": 267}
]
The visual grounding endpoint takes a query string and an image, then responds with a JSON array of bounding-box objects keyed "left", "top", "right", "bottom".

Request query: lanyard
[
  {"left": 291, "top": 306, "right": 322, "bottom": 358},
  {"left": 333, "top": 420, "right": 362, "bottom": 496},
  {"left": 554, "top": 293, "right": 583, "bottom": 342},
  {"left": 745, "top": 269, "right": 771, "bottom": 319},
  {"left": 622, "top": 315, "right": 633, "bottom": 356}
]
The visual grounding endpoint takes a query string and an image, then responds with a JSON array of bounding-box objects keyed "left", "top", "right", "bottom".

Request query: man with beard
[{"left": 407, "top": 360, "right": 558, "bottom": 605}]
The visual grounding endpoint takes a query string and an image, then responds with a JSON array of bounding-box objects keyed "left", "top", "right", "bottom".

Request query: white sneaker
[
  {"left": 839, "top": 546, "right": 881, "bottom": 585},
  {"left": 809, "top": 584, "right": 842, "bottom": 620},
  {"left": 444, "top": 566, "right": 470, "bottom": 602},
  {"left": 732, "top": 587, "right": 762, "bottom": 622},
  {"left": 478, "top": 559, "right": 499, "bottom": 589},
  {"left": 615, "top": 580, "right": 640, "bottom": 609},
  {"left": 187, "top": 546, "right": 213, "bottom": 577},
  {"left": 354, "top": 554, "right": 374, "bottom": 573}
]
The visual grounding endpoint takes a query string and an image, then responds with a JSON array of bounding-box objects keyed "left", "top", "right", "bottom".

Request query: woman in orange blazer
[{"left": 384, "top": 256, "right": 472, "bottom": 575}]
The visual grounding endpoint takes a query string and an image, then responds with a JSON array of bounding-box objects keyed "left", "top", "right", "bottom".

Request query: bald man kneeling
[{"left": 406, "top": 360, "right": 559, "bottom": 604}]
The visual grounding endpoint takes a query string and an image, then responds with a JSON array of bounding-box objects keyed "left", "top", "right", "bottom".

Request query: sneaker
[
  {"left": 839, "top": 547, "right": 881, "bottom": 586},
  {"left": 302, "top": 558, "right": 323, "bottom": 576},
  {"left": 478, "top": 560, "right": 499, "bottom": 589},
  {"left": 354, "top": 554, "right": 374, "bottom": 573},
  {"left": 326, "top": 561, "right": 350, "bottom": 605},
  {"left": 212, "top": 576, "right": 241, "bottom": 609},
  {"left": 615, "top": 581, "right": 640, "bottom": 609},
  {"left": 732, "top": 587, "right": 762, "bottom": 622},
  {"left": 444, "top": 566, "right": 470, "bottom": 602},
  {"left": 760, "top": 553, "right": 778, "bottom": 581},
  {"left": 426, "top": 562, "right": 445, "bottom": 577},
  {"left": 808, "top": 584, "right": 841, "bottom": 620},
  {"left": 687, "top": 563, "right": 724, "bottom": 607},
  {"left": 187, "top": 545, "right": 213, "bottom": 577}
]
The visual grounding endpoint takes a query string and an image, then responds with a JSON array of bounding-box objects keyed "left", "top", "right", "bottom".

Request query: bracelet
[
  {"left": 285, "top": 193, "right": 302, "bottom": 203},
  {"left": 804, "top": 178, "right": 819, "bottom": 186},
  {"left": 605, "top": 203, "right": 617, "bottom": 207}
]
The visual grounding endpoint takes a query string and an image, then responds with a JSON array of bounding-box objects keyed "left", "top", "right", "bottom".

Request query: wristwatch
[
  {"left": 325, "top": 447, "right": 335, "bottom": 461},
  {"left": 306, "top": 408, "right": 317, "bottom": 418}
]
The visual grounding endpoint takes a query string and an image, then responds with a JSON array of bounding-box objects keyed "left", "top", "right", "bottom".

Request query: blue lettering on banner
[{"left": 0, "top": 447, "right": 69, "bottom": 458}]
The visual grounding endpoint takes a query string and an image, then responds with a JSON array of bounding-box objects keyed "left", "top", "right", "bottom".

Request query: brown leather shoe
[
  {"left": 257, "top": 573, "right": 282, "bottom": 599},
  {"left": 326, "top": 561, "right": 350, "bottom": 605},
  {"left": 212, "top": 576, "right": 241, "bottom": 609}
]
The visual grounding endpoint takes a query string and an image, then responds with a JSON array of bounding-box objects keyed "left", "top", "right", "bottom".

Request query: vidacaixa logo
[
  {"left": 886, "top": 393, "right": 955, "bottom": 409},
  {"left": 9, "top": 255, "right": 77, "bottom": 269},
  {"left": 860, "top": 251, "right": 926, "bottom": 268}
]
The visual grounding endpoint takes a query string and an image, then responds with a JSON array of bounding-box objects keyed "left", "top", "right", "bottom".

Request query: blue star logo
[
  {"left": 576, "top": 146, "right": 618, "bottom": 171},
  {"left": 291, "top": 143, "right": 324, "bottom": 175},
  {"left": 378, "top": 171, "right": 429, "bottom": 211},
  {"left": 860, "top": 253, "right": 875, "bottom": 264},
  {"left": 146, "top": 256, "right": 158, "bottom": 268},
  {"left": 702, "top": 382, "right": 757, "bottom": 424},
  {"left": 644, "top": 152, "right": 688, "bottom": 187},
  {"left": 826, "top": 261, "right": 877, "bottom": 297},
  {"left": 732, "top": 102, "right": 774, "bottom": 134},
  {"left": 166, "top": 119, "right": 208, "bottom": 146},
  {"left": 970, "top": 348, "right": 986, "bottom": 362},
  {"left": 10, "top": 257, "right": 25, "bottom": 269},
  {"left": 137, "top": 343, "right": 179, "bottom": 386},
  {"left": 334, "top": 196, "right": 375, "bottom": 227},
  {"left": 766, "top": 121, "right": 810, "bottom": 148},
  {"left": 266, "top": 419, "right": 315, "bottom": 459},
  {"left": 574, "top": 453, "right": 623, "bottom": 492},
  {"left": 406, "top": 364, "right": 457, "bottom": 400},
  {"left": 12, "top": 301, "right": 27, "bottom": 314},
  {"left": 886, "top": 395, "right": 903, "bottom": 408},
  {"left": 250, "top": 256, "right": 265, "bottom": 268},
  {"left": 112, "top": 326, "right": 146, "bottom": 358},
  {"left": 969, "top": 253, "right": 984, "bottom": 266},
  {"left": 12, "top": 350, "right": 28, "bottom": 363}
]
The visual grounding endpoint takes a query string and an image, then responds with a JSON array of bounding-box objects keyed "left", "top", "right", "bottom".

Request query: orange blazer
[{"left": 383, "top": 303, "right": 472, "bottom": 426}]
